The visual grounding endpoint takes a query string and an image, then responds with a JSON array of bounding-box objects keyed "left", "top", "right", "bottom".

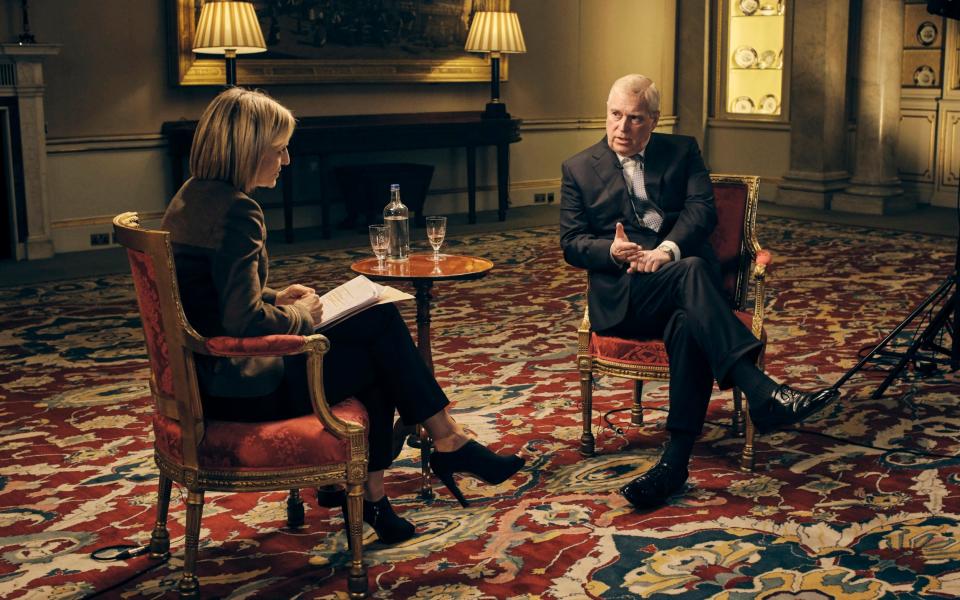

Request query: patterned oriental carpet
[{"left": 1, "top": 217, "right": 959, "bottom": 599}]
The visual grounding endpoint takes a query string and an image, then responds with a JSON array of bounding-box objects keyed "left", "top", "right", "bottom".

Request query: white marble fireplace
[{"left": 0, "top": 43, "right": 60, "bottom": 260}]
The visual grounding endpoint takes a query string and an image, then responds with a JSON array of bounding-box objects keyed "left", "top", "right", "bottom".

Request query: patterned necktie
[{"left": 625, "top": 155, "right": 663, "bottom": 232}]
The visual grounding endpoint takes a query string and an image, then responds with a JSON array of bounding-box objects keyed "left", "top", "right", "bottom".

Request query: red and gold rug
[{"left": 0, "top": 217, "right": 958, "bottom": 599}]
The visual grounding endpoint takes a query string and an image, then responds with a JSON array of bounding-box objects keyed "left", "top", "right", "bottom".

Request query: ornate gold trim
[{"left": 169, "top": 0, "right": 507, "bottom": 85}]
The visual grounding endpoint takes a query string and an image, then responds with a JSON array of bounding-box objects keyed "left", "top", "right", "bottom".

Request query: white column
[
  {"left": 833, "top": 0, "right": 912, "bottom": 214},
  {"left": 0, "top": 43, "right": 61, "bottom": 259}
]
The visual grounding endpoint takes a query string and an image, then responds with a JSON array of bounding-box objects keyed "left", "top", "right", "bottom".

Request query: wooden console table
[{"left": 161, "top": 111, "right": 522, "bottom": 242}]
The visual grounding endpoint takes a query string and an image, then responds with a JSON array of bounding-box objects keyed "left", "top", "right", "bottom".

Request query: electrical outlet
[
  {"left": 90, "top": 233, "right": 110, "bottom": 246},
  {"left": 534, "top": 193, "right": 546, "bottom": 203},
  {"left": 547, "top": 192, "right": 555, "bottom": 203}
]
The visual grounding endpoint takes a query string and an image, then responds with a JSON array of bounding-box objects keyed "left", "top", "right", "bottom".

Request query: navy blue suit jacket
[{"left": 560, "top": 133, "right": 718, "bottom": 331}]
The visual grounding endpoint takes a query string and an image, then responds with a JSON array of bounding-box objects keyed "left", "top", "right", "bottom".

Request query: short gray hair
[{"left": 608, "top": 74, "right": 660, "bottom": 114}]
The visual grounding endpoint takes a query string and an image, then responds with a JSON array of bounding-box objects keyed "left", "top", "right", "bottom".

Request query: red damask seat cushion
[
  {"left": 152, "top": 398, "right": 369, "bottom": 470},
  {"left": 590, "top": 311, "right": 761, "bottom": 365}
]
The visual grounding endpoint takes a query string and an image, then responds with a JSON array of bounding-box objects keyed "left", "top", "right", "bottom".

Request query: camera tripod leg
[
  {"left": 834, "top": 275, "right": 955, "bottom": 395},
  {"left": 872, "top": 288, "right": 956, "bottom": 398}
]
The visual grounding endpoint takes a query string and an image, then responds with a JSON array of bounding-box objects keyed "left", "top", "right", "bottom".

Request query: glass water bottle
[{"left": 383, "top": 183, "right": 410, "bottom": 262}]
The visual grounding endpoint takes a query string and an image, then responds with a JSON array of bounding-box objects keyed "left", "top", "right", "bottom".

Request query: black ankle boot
[
  {"left": 316, "top": 485, "right": 345, "bottom": 508},
  {"left": 428, "top": 440, "right": 525, "bottom": 507},
  {"left": 347, "top": 496, "right": 415, "bottom": 544}
]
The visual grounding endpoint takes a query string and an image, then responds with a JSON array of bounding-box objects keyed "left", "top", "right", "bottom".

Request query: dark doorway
[
  {"left": 0, "top": 108, "right": 12, "bottom": 260},
  {"left": 0, "top": 98, "right": 24, "bottom": 261}
]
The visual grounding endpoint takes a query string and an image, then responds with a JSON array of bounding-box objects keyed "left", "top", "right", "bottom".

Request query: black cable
[
  {"left": 602, "top": 407, "right": 631, "bottom": 435},
  {"left": 786, "top": 426, "right": 959, "bottom": 460},
  {"left": 81, "top": 554, "right": 169, "bottom": 600},
  {"left": 90, "top": 544, "right": 150, "bottom": 562},
  {"left": 599, "top": 404, "right": 959, "bottom": 460}
]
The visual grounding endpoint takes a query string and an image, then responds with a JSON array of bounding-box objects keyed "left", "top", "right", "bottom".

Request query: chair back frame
[{"left": 114, "top": 212, "right": 207, "bottom": 469}]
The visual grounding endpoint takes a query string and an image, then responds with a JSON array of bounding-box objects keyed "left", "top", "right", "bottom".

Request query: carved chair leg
[
  {"left": 149, "top": 473, "right": 172, "bottom": 560},
  {"left": 345, "top": 482, "right": 368, "bottom": 599},
  {"left": 631, "top": 380, "right": 644, "bottom": 426},
  {"left": 732, "top": 388, "right": 745, "bottom": 437},
  {"left": 179, "top": 490, "right": 204, "bottom": 599},
  {"left": 287, "top": 489, "right": 305, "bottom": 529},
  {"left": 579, "top": 366, "right": 595, "bottom": 456},
  {"left": 740, "top": 409, "right": 756, "bottom": 472},
  {"left": 737, "top": 350, "right": 764, "bottom": 471}
]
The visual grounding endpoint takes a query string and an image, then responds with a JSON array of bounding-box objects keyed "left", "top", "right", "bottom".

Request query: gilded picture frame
[{"left": 169, "top": 0, "right": 510, "bottom": 86}]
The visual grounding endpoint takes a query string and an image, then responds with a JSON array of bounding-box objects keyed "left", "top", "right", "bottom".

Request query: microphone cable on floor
[{"left": 598, "top": 405, "right": 959, "bottom": 461}]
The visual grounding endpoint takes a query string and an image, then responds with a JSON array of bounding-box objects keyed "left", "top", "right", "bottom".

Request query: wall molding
[
  {"left": 48, "top": 179, "right": 568, "bottom": 233},
  {"left": 47, "top": 133, "right": 167, "bottom": 154},
  {"left": 522, "top": 115, "right": 677, "bottom": 132},
  {"left": 43, "top": 116, "right": 681, "bottom": 154},
  {"left": 50, "top": 210, "right": 165, "bottom": 230},
  {"left": 707, "top": 118, "right": 791, "bottom": 131}
]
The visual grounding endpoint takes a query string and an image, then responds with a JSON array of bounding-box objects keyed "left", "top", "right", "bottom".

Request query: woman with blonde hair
[{"left": 161, "top": 87, "right": 524, "bottom": 543}]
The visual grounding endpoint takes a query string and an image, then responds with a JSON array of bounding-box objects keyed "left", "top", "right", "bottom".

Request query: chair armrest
[
  {"left": 753, "top": 249, "right": 772, "bottom": 278},
  {"left": 203, "top": 334, "right": 327, "bottom": 358},
  {"left": 750, "top": 249, "right": 773, "bottom": 337},
  {"left": 190, "top": 334, "right": 362, "bottom": 438}
]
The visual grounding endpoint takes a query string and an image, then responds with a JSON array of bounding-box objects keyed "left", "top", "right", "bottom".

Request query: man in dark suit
[{"left": 560, "top": 74, "right": 839, "bottom": 509}]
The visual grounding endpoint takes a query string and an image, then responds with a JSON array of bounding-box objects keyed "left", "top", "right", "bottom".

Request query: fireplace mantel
[{"left": 1, "top": 43, "right": 61, "bottom": 260}]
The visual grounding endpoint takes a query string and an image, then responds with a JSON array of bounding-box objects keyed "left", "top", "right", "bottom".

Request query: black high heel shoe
[
  {"left": 428, "top": 440, "right": 525, "bottom": 507},
  {"left": 342, "top": 496, "right": 415, "bottom": 544}
]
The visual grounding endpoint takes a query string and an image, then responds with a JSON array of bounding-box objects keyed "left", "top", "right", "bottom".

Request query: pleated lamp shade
[
  {"left": 464, "top": 11, "right": 527, "bottom": 55},
  {"left": 192, "top": 1, "right": 266, "bottom": 55}
]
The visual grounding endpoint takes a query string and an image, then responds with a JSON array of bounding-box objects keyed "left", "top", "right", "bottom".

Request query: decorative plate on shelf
[
  {"left": 917, "top": 21, "right": 938, "bottom": 46},
  {"left": 739, "top": 0, "right": 759, "bottom": 16},
  {"left": 913, "top": 65, "right": 936, "bottom": 87},
  {"left": 757, "top": 94, "right": 779, "bottom": 114},
  {"left": 733, "top": 46, "right": 758, "bottom": 68},
  {"left": 731, "top": 96, "right": 755, "bottom": 113},
  {"left": 758, "top": 50, "right": 777, "bottom": 69},
  {"left": 758, "top": 2, "right": 778, "bottom": 15}
]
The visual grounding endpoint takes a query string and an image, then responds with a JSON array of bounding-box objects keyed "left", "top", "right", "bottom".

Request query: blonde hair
[
  {"left": 609, "top": 74, "right": 661, "bottom": 115},
  {"left": 189, "top": 87, "right": 295, "bottom": 193}
]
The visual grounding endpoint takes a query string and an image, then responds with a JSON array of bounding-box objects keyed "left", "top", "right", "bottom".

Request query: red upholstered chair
[
  {"left": 575, "top": 174, "right": 770, "bottom": 470},
  {"left": 113, "top": 212, "right": 369, "bottom": 599}
]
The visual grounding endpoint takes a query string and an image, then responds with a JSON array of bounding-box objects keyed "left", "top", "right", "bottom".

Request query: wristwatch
[{"left": 657, "top": 244, "right": 675, "bottom": 261}]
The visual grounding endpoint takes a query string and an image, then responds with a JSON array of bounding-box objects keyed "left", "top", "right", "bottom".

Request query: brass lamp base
[{"left": 482, "top": 101, "right": 510, "bottom": 119}]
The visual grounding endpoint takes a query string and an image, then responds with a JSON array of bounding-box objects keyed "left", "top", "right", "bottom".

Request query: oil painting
[{"left": 170, "top": 0, "right": 511, "bottom": 85}]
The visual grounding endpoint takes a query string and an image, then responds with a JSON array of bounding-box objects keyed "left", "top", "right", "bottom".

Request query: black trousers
[
  {"left": 206, "top": 304, "right": 449, "bottom": 471},
  {"left": 602, "top": 257, "right": 762, "bottom": 436}
]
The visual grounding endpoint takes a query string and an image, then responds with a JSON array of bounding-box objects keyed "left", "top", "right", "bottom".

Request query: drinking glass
[
  {"left": 425, "top": 216, "right": 447, "bottom": 263},
  {"left": 369, "top": 224, "right": 388, "bottom": 271}
]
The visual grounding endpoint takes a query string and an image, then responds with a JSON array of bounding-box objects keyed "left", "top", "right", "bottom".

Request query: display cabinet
[
  {"left": 901, "top": 1, "right": 944, "bottom": 89},
  {"left": 714, "top": 0, "right": 792, "bottom": 121}
]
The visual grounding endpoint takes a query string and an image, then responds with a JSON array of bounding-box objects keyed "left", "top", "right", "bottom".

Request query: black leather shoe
[
  {"left": 621, "top": 461, "right": 688, "bottom": 509},
  {"left": 751, "top": 385, "right": 840, "bottom": 434}
]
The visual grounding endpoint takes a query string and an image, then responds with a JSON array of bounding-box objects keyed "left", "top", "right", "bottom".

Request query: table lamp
[
  {"left": 464, "top": 11, "right": 527, "bottom": 119},
  {"left": 192, "top": 1, "right": 267, "bottom": 87}
]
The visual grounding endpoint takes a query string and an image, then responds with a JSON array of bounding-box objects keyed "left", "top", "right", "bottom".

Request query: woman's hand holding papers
[{"left": 277, "top": 284, "right": 324, "bottom": 322}]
